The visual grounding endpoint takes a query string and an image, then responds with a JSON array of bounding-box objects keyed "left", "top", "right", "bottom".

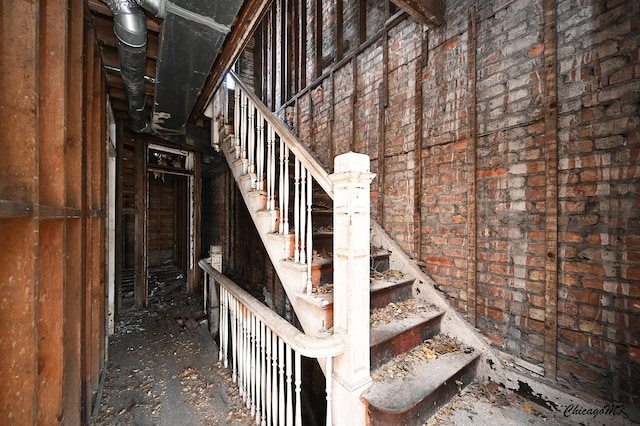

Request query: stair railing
[
  {"left": 200, "top": 260, "right": 345, "bottom": 426},
  {"left": 213, "top": 70, "right": 333, "bottom": 294}
]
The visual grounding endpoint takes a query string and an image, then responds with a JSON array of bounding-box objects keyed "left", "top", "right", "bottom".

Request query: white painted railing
[
  {"left": 213, "top": 71, "right": 333, "bottom": 294},
  {"left": 200, "top": 260, "right": 345, "bottom": 426}
]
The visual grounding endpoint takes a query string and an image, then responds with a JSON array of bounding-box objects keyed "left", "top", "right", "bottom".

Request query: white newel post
[
  {"left": 330, "top": 152, "right": 375, "bottom": 426},
  {"left": 207, "top": 245, "right": 223, "bottom": 337}
]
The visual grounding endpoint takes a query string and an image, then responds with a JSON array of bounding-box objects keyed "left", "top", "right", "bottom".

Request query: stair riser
[
  {"left": 370, "top": 283, "right": 413, "bottom": 310},
  {"left": 367, "top": 356, "right": 479, "bottom": 426},
  {"left": 370, "top": 319, "right": 442, "bottom": 371}
]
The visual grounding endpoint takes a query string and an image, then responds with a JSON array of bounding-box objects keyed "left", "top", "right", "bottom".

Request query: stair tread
[
  {"left": 370, "top": 309, "right": 444, "bottom": 347},
  {"left": 363, "top": 349, "right": 479, "bottom": 413},
  {"left": 370, "top": 273, "right": 415, "bottom": 292}
]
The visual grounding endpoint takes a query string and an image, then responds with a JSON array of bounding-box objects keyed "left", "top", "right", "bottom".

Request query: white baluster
[
  {"left": 293, "top": 158, "right": 300, "bottom": 263},
  {"left": 249, "top": 312, "right": 255, "bottom": 413},
  {"left": 233, "top": 87, "right": 240, "bottom": 158},
  {"left": 278, "top": 137, "right": 285, "bottom": 235},
  {"left": 325, "top": 357, "right": 333, "bottom": 426},
  {"left": 248, "top": 104, "right": 256, "bottom": 185},
  {"left": 231, "top": 297, "right": 237, "bottom": 383},
  {"left": 268, "top": 128, "right": 276, "bottom": 212},
  {"left": 278, "top": 338, "right": 285, "bottom": 426},
  {"left": 240, "top": 91, "right": 247, "bottom": 165},
  {"left": 243, "top": 307, "right": 249, "bottom": 402},
  {"left": 256, "top": 111, "right": 264, "bottom": 192},
  {"left": 306, "top": 172, "right": 313, "bottom": 293},
  {"left": 272, "top": 333, "right": 279, "bottom": 425},
  {"left": 220, "top": 286, "right": 227, "bottom": 365},
  {"left": 256, "top": 321, "right": 264, "bottom": 425},
  {"left": 286, "top": 344, "right": 293, "bottom": 426},
  {"left": 299, "top": 167, "right": 307, "bottom": 264},
  {"left": 265, "top": 328, "right": 272, "bottom": 426},
  {"left": 283, "top": 145, "right": 290, "bottom": 236},
  {"left": 294, "top": 352, "right": 302, "bottom": 426}
]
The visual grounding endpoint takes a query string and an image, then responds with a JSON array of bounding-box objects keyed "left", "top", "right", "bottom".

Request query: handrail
[
  {"left": 200, "top": 259, "right": 344, "bottom": 425},
  {"left": 200, "top": 259, "right": 345, "bottom": 357},
  {"left": 227, "top": 70, "right": 334, "bottom": 199}
]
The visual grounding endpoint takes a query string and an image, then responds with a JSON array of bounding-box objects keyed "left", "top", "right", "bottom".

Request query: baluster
[
  {"left": 252, "top": 313, "right": 257, "bottom": 412},
  {"left": 294, "top": 352, "right": 302, "bottom": 426},
  {"left": 248, "top": 104, "right": 256, "bottom": 186},
  {"left": 283, "top": 145, "right": 290, "bottom": 236},
  {"left": 293, "top": 158, "right": 300, "bottom": 263},
  {"left": 306, "top": 172, "right": 313, "bottom": 294},
  {"left": 240, "top": 91, "right": 247, "bottom": 165},
  {"left": 256, "top": 111, "right": 264, "bottom": 192},
  {"left": 231, "top": 296, "right": 238, "bottom": 383},
  {"left": 278, "top": 137, "right": 285, "bottom": 234},
  {"left": 219, "top": 287, "right": 227, "bottom": 365},
  {"left": 243, "top": 307, "right": 249, "bottom": 402},
  {"left": 325, "top": 357, "right": 333, "bottom": 426},
  {"left": 256, "top": 321, "right": 264, "bottom": 425},
  {"left": 238, "top": 304, "right": 245, "bottom": 397},
  {"left": 272, "top": 333, "right": 279, "bottom": 425},
  {"left": 299, "top": 167, "right": 307, "bottom": 264},
  {"left": 278, "top": 338, "right": 285, "bottom": 426},
  {"left": 233, "top": 87, "right": 240, "bottom": 158},
  {"left": 285, "top": 344, "right": 293, "bottom": 426},
  {"left": 267, "top": 127, "right": 276, "bottom": 212},
  {"left": 265, "top": 328, "right": 272, "bottom": 426}
]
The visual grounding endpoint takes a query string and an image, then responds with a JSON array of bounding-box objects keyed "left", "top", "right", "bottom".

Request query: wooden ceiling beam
[{"left": 392, "top": 0, "right": 445, "bottom": 26}]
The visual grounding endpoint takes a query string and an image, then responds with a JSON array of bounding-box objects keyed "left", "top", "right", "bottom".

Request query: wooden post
[{"left": 329, "top": 152, "right": 375, "bottom": 425}]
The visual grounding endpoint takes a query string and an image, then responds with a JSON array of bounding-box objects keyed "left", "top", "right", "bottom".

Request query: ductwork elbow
[{"left": 134, "top": 0, "right": 167, "bottom": 19}]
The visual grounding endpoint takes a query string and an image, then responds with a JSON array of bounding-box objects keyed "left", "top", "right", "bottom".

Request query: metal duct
[
  {"left": 102, "top": 0, "right": 150, "bottom": 133},
  {"left": 135, "top": 0, "right": 166, "bottom": 18}
]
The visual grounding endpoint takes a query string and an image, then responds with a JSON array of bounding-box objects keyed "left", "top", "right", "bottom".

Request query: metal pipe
[{"left": 101, "top": 0, "right": 150, "bottom": 133}]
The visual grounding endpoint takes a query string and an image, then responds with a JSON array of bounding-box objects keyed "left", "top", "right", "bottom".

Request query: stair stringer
[
  {"left": 220, "top": 134, "right": 330, "bottom": 337},
  {"left": 370, "top": 220, "right": 509, "bottom": 382}
]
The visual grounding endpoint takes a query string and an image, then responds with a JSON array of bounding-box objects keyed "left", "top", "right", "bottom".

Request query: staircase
[{"left": 209, "top": 72, "right": 483, "bottom": 425}]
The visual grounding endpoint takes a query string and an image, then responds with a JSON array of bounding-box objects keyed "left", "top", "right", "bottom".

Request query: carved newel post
[{"left": 330, "top": 152, "right": 375, "bottom": 425}]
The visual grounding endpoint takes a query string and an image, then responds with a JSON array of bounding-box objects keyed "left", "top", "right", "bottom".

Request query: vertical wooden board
[
  {"left": 37, "top": 220, "right": 65, "bottom": 423},
  {"left": 63, "top": 218, "right": 83, "bottom": 424},
  {"left": 66, "top": 0, "right": 85, "bottom": 210},
  {"left": 38, "top": 0, "right": 67, "bottom": 207},
  {"left": 135, "top": 136, "right": 148, "bottom": 307},
  {"left": 91, "top": 216, "right": 103, "bottom": 391},
  {"left": 82, "top": 28, "right": 96, "bottom": 421},
  {"left": 0, "top": 0, "right": 37, "bottom": 202},
  {"left": 0, "top": 219, "right": 37, "bottom": 424},
  {"left": 191, "top": 154, "right": 202, "bottom": 292},
  {"left": 62, "top": 0, "right": 85, "bottom": 419}
]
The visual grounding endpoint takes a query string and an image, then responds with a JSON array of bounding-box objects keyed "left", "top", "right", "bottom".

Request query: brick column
[{"left": 330, "top": 152, "right": 375, "bottom": 425}]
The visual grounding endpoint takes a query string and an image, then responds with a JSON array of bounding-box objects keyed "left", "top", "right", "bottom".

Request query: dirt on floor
[
  {"left": 92, "top": 281, "right": 635, "bottom": 426},
  {"left": 91, "top": 284, "right": 254, "bottom": 426}
]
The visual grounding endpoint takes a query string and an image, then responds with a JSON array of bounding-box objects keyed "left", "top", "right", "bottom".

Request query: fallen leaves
[
  {"left": 370, "top": 299, "right": 438, "bottom": 328},
  {"left": 371, "top": 334, "right": 471, "bottom": 381}
]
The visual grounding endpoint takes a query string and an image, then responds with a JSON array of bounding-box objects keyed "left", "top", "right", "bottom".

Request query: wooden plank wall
[{"left": 0, "top": 1, "right": 108, "bottom": 423}]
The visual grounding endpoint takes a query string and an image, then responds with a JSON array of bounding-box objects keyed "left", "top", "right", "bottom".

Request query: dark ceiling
[
  {"left": 87, "top": 0, "right": 443, "bottom": 141},
  {"left": 87, "top": 0, "right": 247, "bottom": 139}
]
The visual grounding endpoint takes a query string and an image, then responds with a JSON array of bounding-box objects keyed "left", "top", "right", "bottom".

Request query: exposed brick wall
[
  {"left": 472, "top": 0, "right": 549, "bottom": 366},
  {"left": 555, "top": 0, "right": 640, "bottom": 402},
  {"left": 242, "top": 0, "right": 640, "bottom": 405}
]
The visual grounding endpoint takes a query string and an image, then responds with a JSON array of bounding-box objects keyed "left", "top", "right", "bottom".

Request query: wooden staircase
[{"left": 210, "top": 75, "right": 483, "bottom": 425}]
